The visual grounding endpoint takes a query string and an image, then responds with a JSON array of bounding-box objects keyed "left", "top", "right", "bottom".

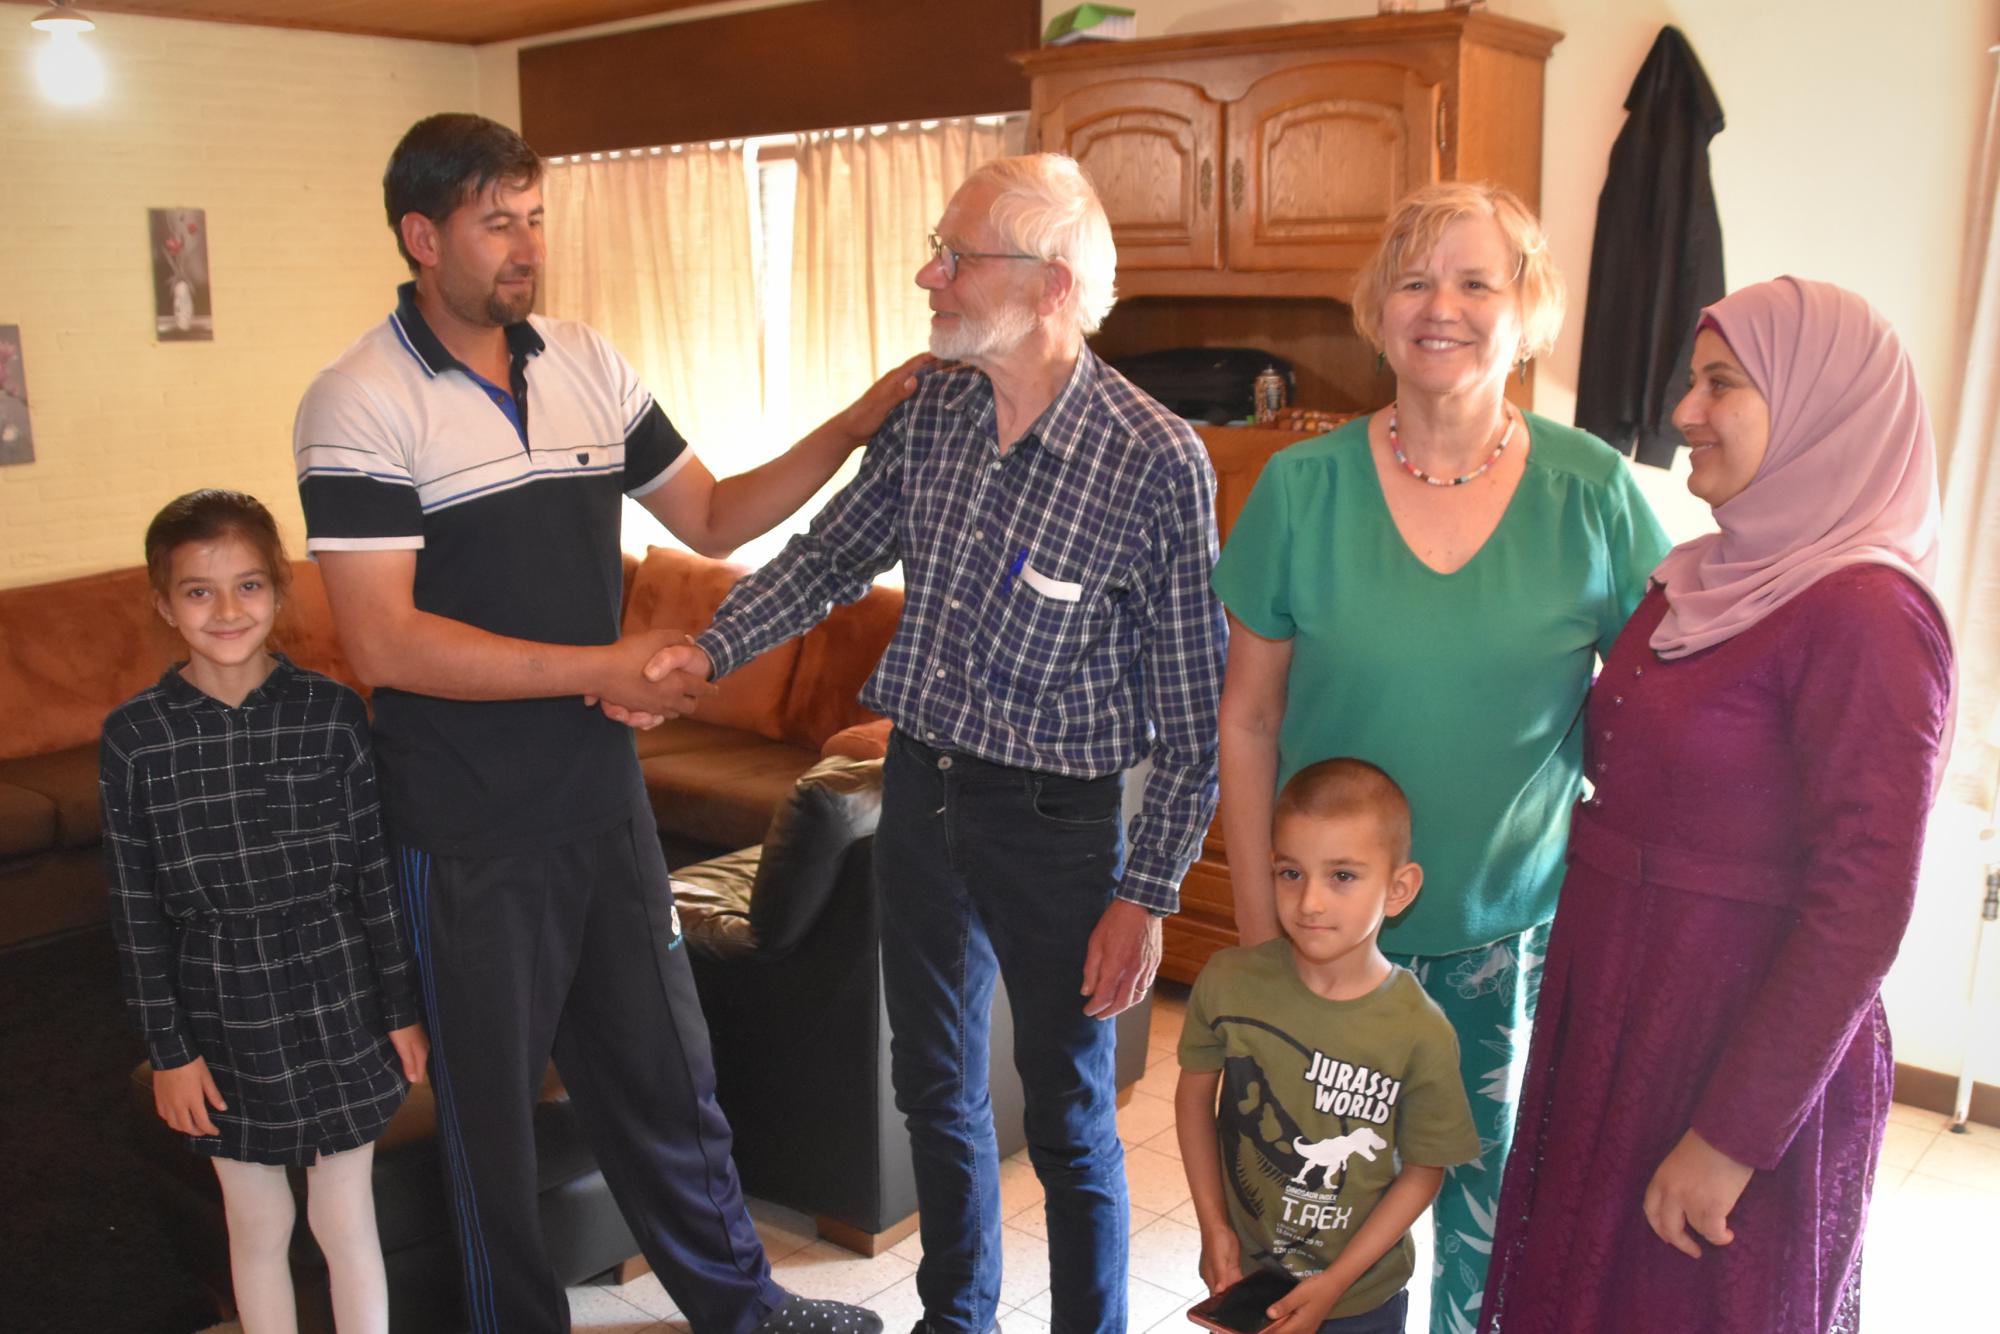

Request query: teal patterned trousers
[{"left": 1385, "top": 921, "right": 1552, "bottom": 1334}]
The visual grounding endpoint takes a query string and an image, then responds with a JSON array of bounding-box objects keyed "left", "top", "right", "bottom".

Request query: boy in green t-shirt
[{"left": 1176, "top": 759, "right": 1481, "bottom": 1333}]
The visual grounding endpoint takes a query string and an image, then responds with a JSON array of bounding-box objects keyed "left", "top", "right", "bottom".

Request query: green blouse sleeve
[
  {"left": 1595, "top": 458, "right": 1673, "bottom": 657},
  {"left": 1211, "top": 455, "right": 1299, "bottom": 641}
]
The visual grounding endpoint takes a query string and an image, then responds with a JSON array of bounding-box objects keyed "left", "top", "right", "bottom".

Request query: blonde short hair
[
  {"left": 961, "top": 153, "right": 1119, "bottom": 335},
  {"left": 1351, "top": 181, "right": 1566, "bottom": 364}
]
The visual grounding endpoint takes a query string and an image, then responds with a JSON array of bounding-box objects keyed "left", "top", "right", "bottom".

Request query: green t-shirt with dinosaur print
[{"left": 1181, "top": 940, "right": 1481, "bottom": 1320}]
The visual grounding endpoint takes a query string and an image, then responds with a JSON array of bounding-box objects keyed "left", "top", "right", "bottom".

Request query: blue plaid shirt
[{"left": 697, "top": 349, "right": 1225, "bottom": 913}]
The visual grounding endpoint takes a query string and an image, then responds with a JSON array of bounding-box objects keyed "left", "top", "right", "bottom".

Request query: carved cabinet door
[
  {"left": 1035, "top": 76, "right": 1224, "bottom": 271},
  {"left": 1222, "top": 59, "right": 1443, "bottom": 274}
]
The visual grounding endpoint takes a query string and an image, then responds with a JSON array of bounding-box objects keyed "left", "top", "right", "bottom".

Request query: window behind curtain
[{"left": 540, "top": 115, "right": 1024, "bottom": 567}]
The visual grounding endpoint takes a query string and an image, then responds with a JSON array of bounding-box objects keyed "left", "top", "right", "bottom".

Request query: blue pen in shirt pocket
[{"left": 1005, "top": 548, "right": 1029, "bottom": 588}]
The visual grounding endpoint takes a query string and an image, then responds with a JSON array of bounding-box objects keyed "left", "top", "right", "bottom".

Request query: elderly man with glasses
[{"left": 641, "top": 154, "right": 1226, "bottom": 1333}]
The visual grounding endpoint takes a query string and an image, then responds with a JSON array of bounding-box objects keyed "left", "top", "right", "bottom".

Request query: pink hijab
[
  {"left": 1650, "top": 275, "right": 1945, "bottom": 654},
  {"left": 1648, "top": 276, "right": 1955, "bottom": 788}
]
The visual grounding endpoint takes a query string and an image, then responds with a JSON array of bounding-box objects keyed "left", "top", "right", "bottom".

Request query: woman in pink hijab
[{"left": 1479, "top": 276, "right": 1956, "bottom": 1333}]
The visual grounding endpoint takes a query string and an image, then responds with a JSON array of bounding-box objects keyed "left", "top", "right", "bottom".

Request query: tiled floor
[{"left": 201, "top": 985, "right": 1995, "bottom": 1332}]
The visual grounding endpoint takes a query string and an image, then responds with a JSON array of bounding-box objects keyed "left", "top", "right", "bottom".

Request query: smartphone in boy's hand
[{"left": 1187, "top": 1268, "right": 1301, "bottom": 1334}]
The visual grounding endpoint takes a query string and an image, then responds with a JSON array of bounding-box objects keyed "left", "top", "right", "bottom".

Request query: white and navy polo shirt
[{"left": 294, "top": 283, "right": 691, "bottom": 856}]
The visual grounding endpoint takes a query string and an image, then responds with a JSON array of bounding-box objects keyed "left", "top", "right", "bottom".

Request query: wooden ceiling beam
[{"left": 7, "top": 1, "right": 740, "bottom": 47}]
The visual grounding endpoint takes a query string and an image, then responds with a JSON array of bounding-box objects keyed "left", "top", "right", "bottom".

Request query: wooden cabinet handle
[
  {"left": 1200, "top": 157, "right": 1213, "bottom": 209},
  {"left": 1230, "top": 159, "right": 1245, "bottom": 210}
]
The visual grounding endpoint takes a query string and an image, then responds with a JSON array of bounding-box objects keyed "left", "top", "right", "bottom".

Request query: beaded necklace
[{"left": 1388, "top": 403, "right": 1516, "bottom": 487}]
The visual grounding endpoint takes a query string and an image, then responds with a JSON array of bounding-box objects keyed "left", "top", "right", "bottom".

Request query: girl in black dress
[{"left": 101, "top": 490, "right": 428, "bottom": 1334}]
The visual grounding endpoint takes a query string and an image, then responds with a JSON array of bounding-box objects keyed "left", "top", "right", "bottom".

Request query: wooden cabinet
[
  {"left": 1223, "top": 60, "right": 1439, "bottom": 276},
  {"left": 1048, "top": 76, "right": 1224, "bottom": 271},
  {"left": 1202, "top": 422, "right": 1313, "bottom": 536},
  {"left": 1016, "top": 10, "right": 1560, "bottom": 303}
]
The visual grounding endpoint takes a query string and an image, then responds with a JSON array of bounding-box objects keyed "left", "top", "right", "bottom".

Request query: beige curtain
[
  {"left": 786, "top": 117, "right": 1024, "bottom": 440},
  {"left": 1940, "top": 53, "right": 2000, "bottom": 807},
  {"left": 540, "top": 145, "right": 760, "bottom": 462}
]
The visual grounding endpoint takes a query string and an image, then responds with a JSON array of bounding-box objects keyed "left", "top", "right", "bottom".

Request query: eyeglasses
[{"left": 927, "top": 230, "right": 1039, "bottom": 282}]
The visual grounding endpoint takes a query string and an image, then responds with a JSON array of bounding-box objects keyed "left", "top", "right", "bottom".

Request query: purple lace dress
[{"left": 1481, "top": 566, "right": 1953, "bottom": 1333}]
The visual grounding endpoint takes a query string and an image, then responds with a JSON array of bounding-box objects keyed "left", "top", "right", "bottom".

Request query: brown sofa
[{"left": 0, "top": 543, "right": 899, "bottom": 947}]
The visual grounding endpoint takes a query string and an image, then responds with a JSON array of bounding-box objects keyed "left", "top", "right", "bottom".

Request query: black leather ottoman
[{"left": 127, "top": 1062, "right": 640, "bottom": 1333}]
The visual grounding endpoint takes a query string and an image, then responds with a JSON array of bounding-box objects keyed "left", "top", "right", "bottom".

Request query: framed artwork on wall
[
  {"left": 0, "top": 325, "right": 31, "bottom": 466},
  {"left": 149, "top": 207, "right": 213, "bottom": 341}
]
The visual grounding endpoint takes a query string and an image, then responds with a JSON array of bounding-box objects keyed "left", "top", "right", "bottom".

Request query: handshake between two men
[{"left": 586, "top": 630, "right": 718, "bottom": 730}]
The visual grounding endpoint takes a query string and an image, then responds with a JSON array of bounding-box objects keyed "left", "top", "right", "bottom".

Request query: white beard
[{"left": 930, "top": 302, "right": 1037, "bottom": 362}]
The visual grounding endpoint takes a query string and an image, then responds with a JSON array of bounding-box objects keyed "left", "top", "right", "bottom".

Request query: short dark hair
[
  {"left": 1275, "top": 758, "right": 1413, "bottom": 865},
  {"left": 383, "top": 113, "right": 543, "bottom": 272},
  {"left": 144, "top": 490, "right": 291, "bottom": 602}
]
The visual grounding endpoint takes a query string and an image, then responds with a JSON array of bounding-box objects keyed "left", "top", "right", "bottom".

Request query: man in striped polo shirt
[{"left": 294, "top": 113, "right": 913, "bottom": 1334}]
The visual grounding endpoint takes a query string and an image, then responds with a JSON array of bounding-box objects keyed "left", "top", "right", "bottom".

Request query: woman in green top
[{"left": 1211, "top": 181, "right": 1670, "bottom": 1334}]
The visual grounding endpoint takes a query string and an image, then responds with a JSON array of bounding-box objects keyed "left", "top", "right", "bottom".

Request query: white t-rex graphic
[{"left": 1290, "top": 1127, "right": 1389, "bottom": 1191}]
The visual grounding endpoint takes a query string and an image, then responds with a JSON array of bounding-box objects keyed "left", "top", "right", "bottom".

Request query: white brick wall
[{"left": 0, "top": 11, "right": 479, "bottom": 586}]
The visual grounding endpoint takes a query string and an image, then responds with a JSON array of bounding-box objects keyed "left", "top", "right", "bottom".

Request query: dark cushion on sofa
[
  {"left": 675, "top": 756, "right": 885, "bottom": 963},
  {"left": 0, "top": 781, "right": 57, "bottom": 859},
  {"left": 750, "top": 756, "right": 883, "bottom": 957},
  {"left": 0, "top": 745, "right": 103, "bottom": 848}
]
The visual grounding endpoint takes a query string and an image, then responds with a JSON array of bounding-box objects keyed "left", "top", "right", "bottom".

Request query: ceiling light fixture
[
  {"left": 29, "top": 3, "right": 95, "bottom": 34},
  {"left": 31, "top": 3, "right": 104, "bottom": 106}
]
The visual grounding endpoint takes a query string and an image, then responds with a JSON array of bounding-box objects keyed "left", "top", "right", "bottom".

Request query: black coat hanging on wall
[{"left": 1575, "top": 26, "right": 1726, "bottom": 467}]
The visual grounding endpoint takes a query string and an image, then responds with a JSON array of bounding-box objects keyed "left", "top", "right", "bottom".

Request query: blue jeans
[{"left": 878, "top": 730, "right": 1130, "bottom": 1334}]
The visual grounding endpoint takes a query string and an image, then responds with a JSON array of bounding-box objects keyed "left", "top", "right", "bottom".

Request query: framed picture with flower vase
[
  {"left": 148, "top": 207, "right": 213, "bottom": 341},
  {"left": 0, "top": 324, "right": 31, "bottom": 465}
]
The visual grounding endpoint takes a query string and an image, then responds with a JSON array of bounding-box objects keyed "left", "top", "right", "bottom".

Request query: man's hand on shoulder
[
  {"left": 833, "top": 351, "right": 935, "bottom": 446},
  {"left": 1081, "top": 897, "right": 1163, "bottom": 1020}
]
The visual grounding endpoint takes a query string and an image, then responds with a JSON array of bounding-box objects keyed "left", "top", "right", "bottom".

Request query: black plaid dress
[{"left": 100, "top": 656, "right": 419, "bottom": 1165}]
